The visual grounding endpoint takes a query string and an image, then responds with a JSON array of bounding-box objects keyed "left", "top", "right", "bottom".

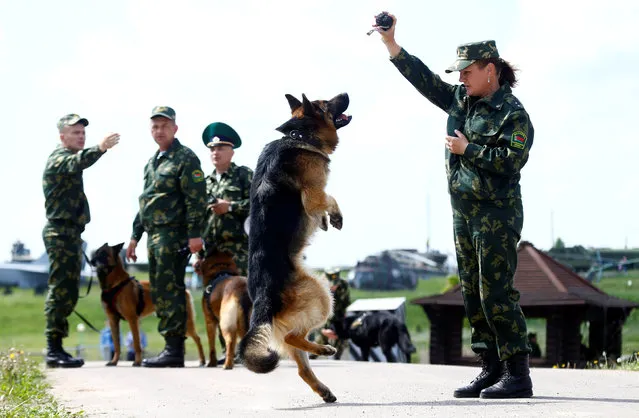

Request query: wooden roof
[{"left": 413, "top": 241, "right": 638, "bottom": 309}]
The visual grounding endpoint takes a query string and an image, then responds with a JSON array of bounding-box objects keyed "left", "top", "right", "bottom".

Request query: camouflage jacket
[
  {"left": 42, "top": 144, "right": 105, "bottom": 230},
  {"left": 329, "top": 277, "right": 351, "bottom": 322},
  {"left": 391, "top": 48, "right": 534, "bottom": 201},
  {"left": 131, "top": 139, "right": 207, "bottom": 240},
  {"left": 203, "top": 162, "right": 253, "bottom": 252}
]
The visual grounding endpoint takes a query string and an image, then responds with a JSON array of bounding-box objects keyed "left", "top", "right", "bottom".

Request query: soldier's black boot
[
  {"left": 453, "top": 350, "right": 502, "bottom": 398},
  {"left": 480, "top": 353, "right": 533, "bottom": 399},
  {"left": 45, "top": 336, "right": 84, "bottom": 368},
  {"left": 142, "top": 336, "right": 185, "bottom": 368}
]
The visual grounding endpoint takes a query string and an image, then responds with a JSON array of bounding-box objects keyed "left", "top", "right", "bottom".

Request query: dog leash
[
  {"left": 72, "top": 249, "right": 101, "bottom": 333},
  {"left": 72, "top": 310, "right": 101, "bottom": 333},
  {"left": 177, "top": 239, "right": 210, "bottom": 263},
  {"left": 78, "top": 249, "right": 95, "bottom": 299}
]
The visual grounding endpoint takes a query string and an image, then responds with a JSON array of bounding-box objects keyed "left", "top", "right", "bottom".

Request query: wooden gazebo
[{"left": 413, "top": 241, "right": 638, "bottom": 367}]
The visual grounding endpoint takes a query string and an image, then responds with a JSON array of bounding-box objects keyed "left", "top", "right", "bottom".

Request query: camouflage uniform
[
  {"left": 391, "top": 41, "right": 533, "bottom": 360},
  {"left": 203, "top": 162, "right": 253, "bottom": 275},
  {"left": 131, "top": 134, "right": 207, "bottom": 338},
  {"left": 313, "top": 270, "right": 351, "bottom": 359},
  {"left": 42, "top": 136, "right": 104, "bottom": 339}
]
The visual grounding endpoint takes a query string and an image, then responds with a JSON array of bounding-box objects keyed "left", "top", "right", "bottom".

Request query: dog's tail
[
  {"left": 398, "top": 324, "right": 416, "bottom": 356},
  {"left": 239, "top": 298, "right": 279, "bottom": 373}
]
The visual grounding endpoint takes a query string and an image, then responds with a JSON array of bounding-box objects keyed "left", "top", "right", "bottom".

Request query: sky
[{"left": 0, "top": 0, "right": 637, "bottom": 269}]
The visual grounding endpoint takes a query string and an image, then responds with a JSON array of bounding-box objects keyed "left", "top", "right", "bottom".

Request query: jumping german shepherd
[
  {"left": 239, "top": 93, "right": 351, "bottom": 403},
  {"left": 90, "top": 242, "right": 206, "bottom": 367},
  {"left": 194, "top": 248, "right": 251, "bottom": 369}
]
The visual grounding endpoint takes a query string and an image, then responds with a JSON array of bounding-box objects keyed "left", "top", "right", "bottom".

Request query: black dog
[{"left": 346, "top": 311, "right": 416, "bottom": 363}]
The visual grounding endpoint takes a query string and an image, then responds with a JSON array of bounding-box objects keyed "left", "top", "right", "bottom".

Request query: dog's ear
[
  {"left": 301, "top": 93, "right": 314, "bottom": 116},
  {"left": 113, "top": 242, "right": 124, "bottom": 254},
  {"left": 275, "top": 116, "right": 307, "bottom": 136},
  {"left": 285, "top": 94, "right": 302, "bottom": 112}
]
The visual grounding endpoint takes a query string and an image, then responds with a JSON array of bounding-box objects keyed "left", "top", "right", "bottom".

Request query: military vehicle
[
  {"left": 0, "top": 240, "right": 92, "bottom": 294},
  {"left": 545, "top": 245, "right": 639, "bottom": 282},
  {"left": 348, "top": 249, "right": 449, "bottom": 291}
]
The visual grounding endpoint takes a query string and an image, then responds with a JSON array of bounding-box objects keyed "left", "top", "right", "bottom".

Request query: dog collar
[{"left": 286, "top": 134, "right": 330, "bottom": 161}]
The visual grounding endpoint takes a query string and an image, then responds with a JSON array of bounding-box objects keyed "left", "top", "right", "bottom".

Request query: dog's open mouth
[
  {"left": 334, "top": 113, "right": 352, "bottom": 129},
  {"left": 331, "top": 93, "right": 352, "bottom": 129}
]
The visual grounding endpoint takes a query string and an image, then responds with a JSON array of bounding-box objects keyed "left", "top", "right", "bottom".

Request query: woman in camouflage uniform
[{"left": 375, "top": 13, "right": 534, "bottom": 399}]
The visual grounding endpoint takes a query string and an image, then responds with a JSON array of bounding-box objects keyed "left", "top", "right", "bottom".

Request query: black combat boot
[
  {"left": 45, "top": 336, "right": 84, "bottom": 368},
  {"left": 480, "top": 353, "right": 533, "bottom": 398},
  {"left": 142, "top": 336, "right": 185, "bottom": 368},
  {"left": 453, "top": 350, "right": 502, "bottom": 398}
]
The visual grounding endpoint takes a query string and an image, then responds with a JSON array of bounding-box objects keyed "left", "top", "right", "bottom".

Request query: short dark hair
[{"left": 476, "top": 58, "right": 518, "bottom": 88}]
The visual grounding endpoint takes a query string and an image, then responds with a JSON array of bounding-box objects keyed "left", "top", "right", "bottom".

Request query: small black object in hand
[
  {"left": 375, "top": 12, "right": 393, "bottom": 30},
  {"left": 208, "top": 196, "right": 218, "bottom": 205}
]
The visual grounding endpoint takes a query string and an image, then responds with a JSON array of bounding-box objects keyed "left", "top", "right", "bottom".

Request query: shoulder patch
[
  {"left": 510, "top": 131, "right": 527, "bottom": 149},
  {"left": 192, "top": 169, "right": 204, "bottom": 182}
]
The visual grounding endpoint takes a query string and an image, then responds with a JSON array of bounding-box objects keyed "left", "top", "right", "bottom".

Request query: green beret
[
  {"left": 445, "top": 40, "right": 500, "bottom": 73},
  {"left": 202, "top": 122, "right": 242, "bottom": 149}
]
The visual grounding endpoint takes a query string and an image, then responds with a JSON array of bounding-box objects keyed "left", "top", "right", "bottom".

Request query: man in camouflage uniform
[
  {"left": 312, "top": 268, "right": 351, "bottom": 360},
  {"left": 376, "top": 15, "right": 533, "bottom": 398},
  {"left": 42, "top": 114, "right": 120, "bottom": 368},
  {"left": 199, "top": 122, "right": 252, "bottom": 275},
  {"left": 126, "top": 106, "right": 207, "bottom": 368}
]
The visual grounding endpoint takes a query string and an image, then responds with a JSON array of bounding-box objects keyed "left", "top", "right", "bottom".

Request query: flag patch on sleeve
[
  {"left": 510, "top": 131, "right": 527, "bottom": 149},
  {"left": 192, "top": 170, "right": 204, "bottom": 182}
]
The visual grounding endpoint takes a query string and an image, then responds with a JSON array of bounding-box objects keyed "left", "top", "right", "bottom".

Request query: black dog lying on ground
[{"left": 345, "top": 311, "right": 416, "bottom": 363}]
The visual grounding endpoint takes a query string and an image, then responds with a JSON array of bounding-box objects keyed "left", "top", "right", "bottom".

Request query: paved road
[{"left": 48, "top": 360, "right": 638, "bottom": 417}]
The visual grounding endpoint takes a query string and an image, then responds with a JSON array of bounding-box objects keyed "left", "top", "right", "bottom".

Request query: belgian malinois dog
[
  {"left": 90, "top": 242, "right": 206, "bottom": 367},
  {"left": 194, "top": 248, "right": 251, "bottom": 369},
  {"left": 239, "top": 93, "right": 351, "bottom": 403}
]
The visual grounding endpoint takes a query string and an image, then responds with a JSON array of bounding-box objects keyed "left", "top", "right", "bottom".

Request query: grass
[
  {"left": 594, "top": 273, "right": 639, "bottom": 354},
  {"left": 1, "top": 270, "right": 638, "bottom": 366},
  {"left": 0, "top": 273, "right": 222, "bottom": 363},
  {"left": 0, "top": 348, "right": 83, "bottom": 417}
]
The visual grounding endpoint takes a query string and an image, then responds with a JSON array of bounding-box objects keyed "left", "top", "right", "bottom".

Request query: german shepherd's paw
[
  {"left": 320, "top": 388, "right": 337, "bottom": 403},
  {"left": 320, "top": 215, "right": 329, "bottom": 231},
  {"left": 207, "top": 360, "right": 218, "bottom": 368},
  {"left": 132, "top": 362, "right": 141, "bottom": 367},
  {"left": 329, "top": 211, "right": 342, "bottom": 230},
  {"left": 320, "top": 344, "right": 337, "bottom": 356},
  {"left": 106, "top": 361, "right": 117, "bottom": 367}
]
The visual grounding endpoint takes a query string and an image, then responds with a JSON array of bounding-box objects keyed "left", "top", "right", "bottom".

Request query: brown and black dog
[
  {"left": 90, "top": 242, "right": 206, "bottom": 367},
  {"left": 194, "top": 248, "right": 251, "bottom": 369},
  {"left": 239, "top": 93, "right": 351, "bottom": 403}
]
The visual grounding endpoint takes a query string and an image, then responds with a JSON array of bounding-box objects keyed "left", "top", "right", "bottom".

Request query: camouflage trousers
[
  {"left": 215, "top": 242, "right": 248, "bottom": 276},
  {"left": 147, "top": 228, "right": 190, "bottom": 338},
  {"left": 451, "top": 197, "right": 531, "bottom": 360},
  {"left": 42, "top": 222, "right": 83, "bottom": 339},
  {"left": 233, "top": 250, "right": 248, "bottom": 276}
]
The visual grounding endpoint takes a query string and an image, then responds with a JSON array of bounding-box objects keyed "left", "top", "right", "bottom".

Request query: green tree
[{"left": 553, "top": 237, "right": 565, "bottom": 250}]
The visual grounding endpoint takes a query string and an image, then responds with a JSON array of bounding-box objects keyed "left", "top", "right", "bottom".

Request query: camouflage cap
[
  {"left": 150, "top": 106, "right": 176, "bottom": 120},
  {"left": 57, "top": 114, "right": 89, "bottom": 131},
  {"left": 445, "top": 40, "right": 500, "bottom": 73},
  {"left": 202, "top": 122, "right": 242, "bottom": 149}
]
